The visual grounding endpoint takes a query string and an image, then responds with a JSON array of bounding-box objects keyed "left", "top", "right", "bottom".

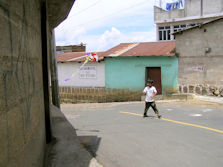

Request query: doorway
[{"left": 146, "top": 67, "right": 162, "bottom": 94}]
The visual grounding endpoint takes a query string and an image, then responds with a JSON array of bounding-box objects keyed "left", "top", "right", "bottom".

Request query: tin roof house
[{"left": 103, "top": 41, "right": 178, "bottom": 95}]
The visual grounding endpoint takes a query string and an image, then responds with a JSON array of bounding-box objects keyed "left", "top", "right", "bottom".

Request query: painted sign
[
  {"left": 186, "top": 66, "right": 204, "bottom": 72},
  {"left": 79, "top": 66, "right": 97, "bottom": 78}
]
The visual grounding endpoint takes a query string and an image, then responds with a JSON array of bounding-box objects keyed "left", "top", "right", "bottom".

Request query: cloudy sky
[{"left": 55, "top": 0, "right": 159, "bottom": 52}]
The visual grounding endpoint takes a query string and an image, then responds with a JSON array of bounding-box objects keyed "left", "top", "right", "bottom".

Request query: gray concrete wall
[
  {"left": 0, "top": 0, "right": 46, "bottom": 166},
  {"left": 175, "top": 19, "right": 223, "bottom": 95},
  {"left": 203, "top": 0, "right": 223, "bottom": 15},
  {"left": 0, "top": 0, "right": 75, "bottom": 166},
  {"left": 185, "top": 0, "right": 201, "bottom": 17},
  {"left": 154, "top": 0, "right": 223, "bottom": 23}
]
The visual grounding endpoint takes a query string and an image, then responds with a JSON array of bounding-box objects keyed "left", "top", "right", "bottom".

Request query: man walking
[{"left": 143, "top": 79, "right": 161, "bottom": 119}]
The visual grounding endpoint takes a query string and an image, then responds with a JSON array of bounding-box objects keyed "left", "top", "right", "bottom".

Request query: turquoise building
[{"left": 104, "top": 41, "right": 178, "bottom": 95}]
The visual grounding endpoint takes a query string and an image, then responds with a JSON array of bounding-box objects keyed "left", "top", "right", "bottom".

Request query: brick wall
[{"left": 59, "top": 87, "right": 142, "bottom": 103}]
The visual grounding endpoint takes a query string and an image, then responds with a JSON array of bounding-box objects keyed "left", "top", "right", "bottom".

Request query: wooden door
[{"left": 146, "top": 67, "right": 162, "bottom": 94}]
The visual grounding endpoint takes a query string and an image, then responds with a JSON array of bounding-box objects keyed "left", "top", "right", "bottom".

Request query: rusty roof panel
[
  {"left": 100, "top": 43, "right": 134, "bottom": 57},
  {"left": 57, "top": 41, "right": 176, "bottom": 63},
  {"left": 102, "top": 41, "right": 176, "bottom": 57},
  {"left": 108, "top": 43, "right": 139, "bottom": 57},
  {"left": 120, "top": 41, "right": 176, "bottom": 57}
]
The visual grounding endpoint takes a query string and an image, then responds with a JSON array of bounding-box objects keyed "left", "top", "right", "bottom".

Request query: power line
[
  {"left": 62, "top": 0, "right": 152, "bottom": 31},
  {"left": 67, "top": 0, "right": 103, "bottom": 20}
]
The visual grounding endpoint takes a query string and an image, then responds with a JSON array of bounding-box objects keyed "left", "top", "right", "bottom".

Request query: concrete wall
[
  {"left": 0, "top": 0, "right": 46, "bottom": 166},
  {"left": 105, "top": 56, "right": 178, "bottom": 94},
  {"left": 203, "top": 0, "right": 223, "bottom": 16},
  {"left": 154, "top": 0, "right": 223, "bottom": 23},
  {"left": 175, "top": 19, "right": 223, "bottom": 95},
  {"left": 58, "top": 62, "right": 105, "bottom": 87}
]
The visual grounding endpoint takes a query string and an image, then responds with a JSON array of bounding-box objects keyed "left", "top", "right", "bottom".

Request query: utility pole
[{"left": 200, "top": 0, "right": 203, "bottom": 16}]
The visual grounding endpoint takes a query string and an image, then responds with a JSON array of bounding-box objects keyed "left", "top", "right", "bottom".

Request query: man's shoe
[
  {"left": 143, "top": 115, "right": 148, "bottom": 118},
  {"left": 157, "top": 115, "right": 162, "bottom": 119}
]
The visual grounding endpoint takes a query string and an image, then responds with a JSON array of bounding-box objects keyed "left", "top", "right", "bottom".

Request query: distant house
[
  {"left": 56, "top": 41, "right": 178, "bottom": 103},
  {"left": 174, "top": 18, "right": 223, "bottom": 95},
  {"left": 56, "top": 43, "right": 86, "bottom": 53},
  {"left": 103, "top": 41, "right": 178, "bottom": 95},
  {"left": 57, "top": 52, "right": 105, "bottom": 87}
]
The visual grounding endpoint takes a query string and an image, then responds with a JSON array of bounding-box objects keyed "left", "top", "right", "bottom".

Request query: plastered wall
[
  {"left": 175, "top": 19, "right": 223, "bottom": 95},
  {"left": 0, "top": 0, "right": 46, "bottom": 166}
]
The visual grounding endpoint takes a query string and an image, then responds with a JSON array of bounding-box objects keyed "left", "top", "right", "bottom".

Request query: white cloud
[
  {"left": 55, "top": 0, "right": 157, "bottom": 51},
  {"left": 55, "top": 26, "right": 87, "bottom": 46},
  {"left": 81, "top": 27, "right": 156, "bottom": 51},
  {"left": 131, "top": 30, "right": 156, "bottom": 42},
  {"left": 97, "top": 27, "right": 122, "bottom": 50},
  {"left": 57, "top": 0, "right": 155, "bottom": 31}
]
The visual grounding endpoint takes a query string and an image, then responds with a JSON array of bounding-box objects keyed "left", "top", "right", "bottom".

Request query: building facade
[
  {"left": 0, "top": 0, "right": 75, "bottom": 166},
  {"left": 105, "top": 56, "right": 178, "bottom": 95},
  {"left": 104, "top": 41, "right": 178, "bottom": 95},
  {"left": 174, "top": 18, "right": 223, "bottom": 95},
  {"left": 57, "top": 51, "right": 105, "bottom": 87},
  {"left": 154, "top": 0, "right": 223, "bottom": 41},
  {"left": 57, "top": 41, "right": 178, "bottom": 103}
]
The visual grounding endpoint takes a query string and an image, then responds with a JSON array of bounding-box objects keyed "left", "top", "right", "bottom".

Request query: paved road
[{"left": 61, "top": 100, "right": 223, "bottom": 167}]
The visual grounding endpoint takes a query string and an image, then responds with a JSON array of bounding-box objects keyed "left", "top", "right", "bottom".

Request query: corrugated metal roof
[
  {"left": 57, "top": 41, "right": 176, "bottom": 63},
  {"left": 57, "top": 52, "right": 104, "bottom": 63},
  {"left": 102, "top": 41, "right": 176, "bottom": 57},
  {"left": 108, "top": 43, "right": 139, "bottom": 57},
  {"left": 100, "top": 43, "right": 134, "bottom": 57}
]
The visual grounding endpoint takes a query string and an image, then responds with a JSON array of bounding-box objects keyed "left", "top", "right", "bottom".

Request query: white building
[
  {"left": 154, "top": 0, "right": 223, "bottom": 41},
  {"left": 57, "top": 52, "right": 105, "bottom": 87}
]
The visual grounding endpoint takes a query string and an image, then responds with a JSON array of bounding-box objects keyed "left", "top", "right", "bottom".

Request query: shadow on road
[
  {"left": 44, "top": 105, "right": 102, "bottom": 167},
  {"left": 78, "top": 136, "right": 101, "bottom": 157}
]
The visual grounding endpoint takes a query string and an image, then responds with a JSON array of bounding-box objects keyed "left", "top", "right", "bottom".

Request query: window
[
  {"left": 159, "top": 23, "right": 200, "bottom": 41},
  {"left": 159, "top": 31, "right": 163, "bottom": 41},
  {"left": 180, "top": 24, "right": 186, "bottom": 28},
  {"left": 173, "top": 24, "right": 186, "bottom": 32},
  {"left": 158, "top": 26, "right": 171, "bottom": 41},
  {"left": 167, "top": 30, "right": 171, "bottom": 40}
]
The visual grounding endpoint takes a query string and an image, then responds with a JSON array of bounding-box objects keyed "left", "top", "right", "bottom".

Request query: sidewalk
[
  {"left": 44, "top": 105, "right": 103, "bottom": 167},
  {"left": 155, "top": 93, "right": 223, "bottom": 104},
  {"left": 194, "top": 95, "right": 223, "bottom": 104}
]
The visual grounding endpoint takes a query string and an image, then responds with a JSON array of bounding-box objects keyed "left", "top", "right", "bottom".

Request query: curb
[{"left": 194, "top": 95, "right": 223, "bottom": 104}]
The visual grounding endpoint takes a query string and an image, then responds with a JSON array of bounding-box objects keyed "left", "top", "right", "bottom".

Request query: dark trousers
[{"left": 144, "top": 101, "right": 159, "bottom": 115}]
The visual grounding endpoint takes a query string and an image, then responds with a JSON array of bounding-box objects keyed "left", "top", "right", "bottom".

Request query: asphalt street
[{"left": 61, "top": 100, "right": 223, "bottom": 167}]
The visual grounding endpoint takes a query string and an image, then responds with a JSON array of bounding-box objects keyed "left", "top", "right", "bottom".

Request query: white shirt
[{"left": 143, "top": 86, "right": 157, "bottom": 102}]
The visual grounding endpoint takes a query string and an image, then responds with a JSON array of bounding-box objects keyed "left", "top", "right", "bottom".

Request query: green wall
[{"left": 105, "top": 56, "right": 178, "bottom": 94}]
